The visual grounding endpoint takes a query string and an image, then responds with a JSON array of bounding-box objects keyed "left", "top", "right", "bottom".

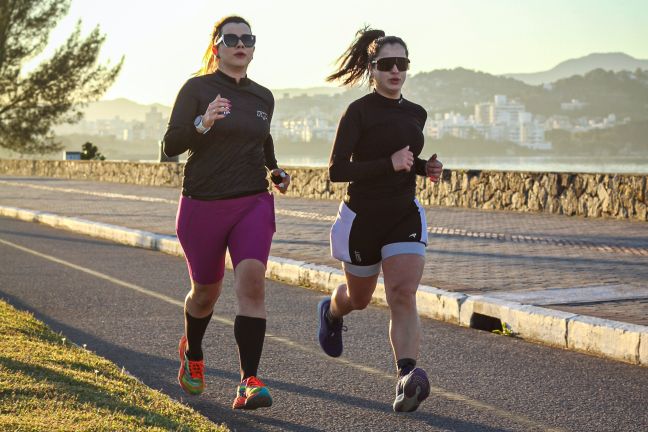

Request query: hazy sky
[{"left": 30, "top": 0, "right": 648, "bottom": 105}]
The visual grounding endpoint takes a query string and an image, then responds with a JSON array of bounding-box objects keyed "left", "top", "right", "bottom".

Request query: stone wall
[
  {"left": 1, "top": 159, "right": 646, "bottom": 221},
  {"left": 0, "top": 160, "right": 184, "bottom": 187}
]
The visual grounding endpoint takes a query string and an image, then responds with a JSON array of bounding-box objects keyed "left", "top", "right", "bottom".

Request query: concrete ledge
[
  {"left": 155, "top": 234, "right": 183, "bottom": 257},
  {"left": 459, "top": 296, "right": 576, "bottom": 348},
  {"left": 2, "top": 204, "right": 647, "bottom": 366},
  {"left": 265, "top": 257, "right": 309, "bottom": 286},
  {"left": 567, "top": 315, "right": 644, "bottom": 364},
  {"left": 0, "top": 206, "right": 158, "bottom": 249},
  {"left": 297, "top": 262, "right": 338, "bottom": 290},
  {"left": 640, "top": 333, "right": 648, "bottom": 366},
  {"left": 418, "top": 285, "right": 466, "bottom": 324},
  {"left": 1, "top": 206, "right": 41, "bottom": 223}
]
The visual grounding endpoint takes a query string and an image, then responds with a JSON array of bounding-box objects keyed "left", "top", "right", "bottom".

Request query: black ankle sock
[
  {"left": 185, "top": 310, "right": 212, "bottom": 361},
  {"left": 325, "top": 308, "right": 341, "bottom": 325},
  {"left": 397, "top": 358, "right": 417, "bottom": 377},
  {"left": 234, "top": 315, "right": 266, "bottom": 380}
]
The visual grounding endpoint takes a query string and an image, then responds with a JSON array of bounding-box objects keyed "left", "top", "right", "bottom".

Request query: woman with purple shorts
[{"left": 163, "top": 15, "right": 290, "bottom": 410}]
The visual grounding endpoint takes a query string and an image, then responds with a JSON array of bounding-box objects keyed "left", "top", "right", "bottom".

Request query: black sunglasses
[
  {"left": 371, "top": 57, "right": 410, "bottom": 72},
  {"left": 216, "top": 33, "right": 256, "bottom": 48}
]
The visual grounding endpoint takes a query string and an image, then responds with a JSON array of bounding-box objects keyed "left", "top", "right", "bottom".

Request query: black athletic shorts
[{"left": 330, "top": 198, "right": 427, "bottom": 277}]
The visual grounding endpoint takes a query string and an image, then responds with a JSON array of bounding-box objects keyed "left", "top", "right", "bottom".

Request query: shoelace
[
  {"left": 188, "top": 360, "right": 204, "bottom": 380},
  {"left": 329, "top": 324, "right": 348, "bottom": 337}
]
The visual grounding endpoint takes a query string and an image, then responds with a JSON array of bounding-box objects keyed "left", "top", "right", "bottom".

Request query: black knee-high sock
[
  {"left": 185, "top": 310, "right": 212, "bottom": 361},
  {"left": 234, "top": 315, "right": 266, "bottom": 380}
]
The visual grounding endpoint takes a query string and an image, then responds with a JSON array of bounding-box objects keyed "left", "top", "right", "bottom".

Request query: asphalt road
[{"left": 1, "top": 216, "right": 646, "bottom": 432}]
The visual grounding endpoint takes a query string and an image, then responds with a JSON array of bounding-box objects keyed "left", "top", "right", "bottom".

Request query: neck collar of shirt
[
  {"left": 372, "top": 89, "right": 404, "bottom": 105},
  {"left": 214, "top": 69, "right": 251, "bottom": 87}
]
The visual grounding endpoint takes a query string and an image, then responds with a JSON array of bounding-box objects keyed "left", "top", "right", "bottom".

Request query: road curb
[
  {"left": 2, "top": 205, "right": 646, "bottom": 367},
  {"left": 460, "top": 296, "right": 577, "bottom": 348},
  {"left": 567, "top": 315, "right": 646, "bottom": 364}
]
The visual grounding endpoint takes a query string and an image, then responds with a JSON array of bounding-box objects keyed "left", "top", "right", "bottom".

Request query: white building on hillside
[{"left": 426, "top": 95, "right": 552, "bottom": 150}]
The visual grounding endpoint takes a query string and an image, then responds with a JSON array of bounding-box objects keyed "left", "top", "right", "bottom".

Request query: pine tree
[{"left": 0, "top": 0, "right": 123, "bottom": 154}]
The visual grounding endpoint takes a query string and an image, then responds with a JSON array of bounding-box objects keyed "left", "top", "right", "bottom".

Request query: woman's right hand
[
  {"left": 201, "top": 94, "right": 231, "bottom": 128},
  {"left": 391, "top": 146, "right": 414, "bottom": 172}
]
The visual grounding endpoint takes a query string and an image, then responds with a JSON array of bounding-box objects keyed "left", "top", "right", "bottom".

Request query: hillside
[
  {"left": 276, "top": 67, "right": 648, "bottom": 121},
  {"left": 82, "top": 98, "right": 171, "bottom": 122},
  {"left": 504, "top": 52, "right": 648, "bottom": 84}
]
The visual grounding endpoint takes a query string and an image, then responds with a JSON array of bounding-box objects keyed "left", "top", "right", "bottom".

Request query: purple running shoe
[
  {"left": 317, "top": 297, "right": 346, "bottom": 357},
  {"left": 393, "top": 367, "right": 430, "bottom": 412}
]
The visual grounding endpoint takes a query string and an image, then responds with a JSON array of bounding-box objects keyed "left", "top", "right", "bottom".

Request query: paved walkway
[{"left": 1, "top": 175, "right": 647, "bottom": 326}]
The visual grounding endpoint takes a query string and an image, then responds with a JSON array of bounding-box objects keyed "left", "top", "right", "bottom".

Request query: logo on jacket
[{"left": 257, "top": 110, "right": 268, "bottom": 121}]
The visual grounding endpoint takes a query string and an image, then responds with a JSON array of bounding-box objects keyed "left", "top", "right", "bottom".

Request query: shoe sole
[
  {"left": 393, "top": 369, "right": 430, "bottom": 413},
  {"left": 317, "top": 298, "right": 343, "bottom": 358},
  {"left": 241, "top": 388, "right": 273, "bottom": 410}
]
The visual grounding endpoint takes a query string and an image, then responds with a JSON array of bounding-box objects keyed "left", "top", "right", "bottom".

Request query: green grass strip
[{"left": 0, "top": 300, "right": 228, "bottom": 432}]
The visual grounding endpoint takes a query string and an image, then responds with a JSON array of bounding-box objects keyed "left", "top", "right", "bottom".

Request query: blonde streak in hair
[
  {"left": 197, "top": 43, "right": 217, "bottom": 76},
  {"left": 208, "top": 52, "right": 217, "bottom": 74}
]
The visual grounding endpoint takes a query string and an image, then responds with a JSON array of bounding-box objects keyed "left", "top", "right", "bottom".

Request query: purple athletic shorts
[{"left": 175, "top": 192, "right": 276, "bottom": 285}]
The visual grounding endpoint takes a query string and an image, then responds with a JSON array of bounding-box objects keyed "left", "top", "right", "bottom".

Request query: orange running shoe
[
  {"left": 177, "top": 335, "right": 205, "bottom": 395},
  {"left": 232, "top": 376, "right": 273, "bottom": 410}
]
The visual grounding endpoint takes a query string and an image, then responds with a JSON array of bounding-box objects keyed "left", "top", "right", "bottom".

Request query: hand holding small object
[
  {"left": 271, "top": 169, "right": 290, "bottom": 194},
  {"left": 426, "top": 153, "right": 443, "bottom": 182}
]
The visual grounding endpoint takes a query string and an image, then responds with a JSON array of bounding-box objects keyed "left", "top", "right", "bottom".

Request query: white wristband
[{"left": 194, "top": 115, "right": 211, "bottom": 134}]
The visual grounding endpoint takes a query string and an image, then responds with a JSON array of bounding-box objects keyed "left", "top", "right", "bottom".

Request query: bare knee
[
  {"left": 333, "top": 272, "right": 378, "bottom": 314},
  {"left": 235, "top": 271, "right": 266, "bottom": 310},
  {"left": 387, "top": 284, "right": 417, "bottom": 311},
  {"left": 187, "top": 281, "right": 221, "bottom": 312},
  {"left": 237, "top": 286, "right": 265, "bottom": 308},
  {"left": 349, "top": 294, "right": 372, "bottom": 311}
]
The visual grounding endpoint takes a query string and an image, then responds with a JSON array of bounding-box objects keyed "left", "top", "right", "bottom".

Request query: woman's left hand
[
  {"left": 271, "top": 168, "right": 291, "bottom": 194},
  {"left": 426, "top": 154, "right": 443, "bottom": 182}
]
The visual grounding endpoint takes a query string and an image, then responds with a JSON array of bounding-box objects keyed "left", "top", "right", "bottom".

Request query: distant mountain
[
  {"left": 81, "top": 88, "right": 343, "bottom": 122},
  {"left": 276, "top": 67, "right": 648, "bottom": 121},
  {"left": 504, "top": 52, "right": 648, "bottom": 85},
  {"left": 404, "top": 67, "right": 540, "bottom": 113},
  {"left": 83, "top": 98, "right": 171, "bottom": 122},
  {"left": 74, "top": 52, "right": 648, "bottom": 123}
]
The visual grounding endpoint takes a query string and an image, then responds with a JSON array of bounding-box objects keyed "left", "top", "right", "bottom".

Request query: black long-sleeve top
[
  {"left": 329, "top": 91, "right": 428, "bottom": 209},
  {"left": 163, "top": 69, "right": 278, "bottom": 200}
]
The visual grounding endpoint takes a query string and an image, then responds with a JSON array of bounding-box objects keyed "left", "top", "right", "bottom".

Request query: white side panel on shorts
[
  {"left": 415, "top": 198, "right": 428, "bottom": 245},
  {"left": 330, "top": 202, "right": 356, "bottom": 263},
  {"left": 343, "top": 261, "right": 382, "bottom": 277},
  {"left": 381, "top": 242, "right": 427, "bottom": 259}
]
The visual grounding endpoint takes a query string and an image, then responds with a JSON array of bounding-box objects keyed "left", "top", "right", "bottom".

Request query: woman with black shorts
[
  {"left": 163, "top": 15, "right": 290, "bottom": 410},
  {"left": 317, "top": 27, "right": 443, "bottom": 413}
]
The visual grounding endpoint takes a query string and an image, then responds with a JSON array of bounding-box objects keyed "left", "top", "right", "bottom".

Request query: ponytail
[
  {"left": 196, "top": 15, "right": 251, "bottom": 76},
  {"left": 326, "top": 26, "right": 409, "bottom": 87},
  {"left": 197, "top": 44, "right": 218, "bottom": 76}
]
